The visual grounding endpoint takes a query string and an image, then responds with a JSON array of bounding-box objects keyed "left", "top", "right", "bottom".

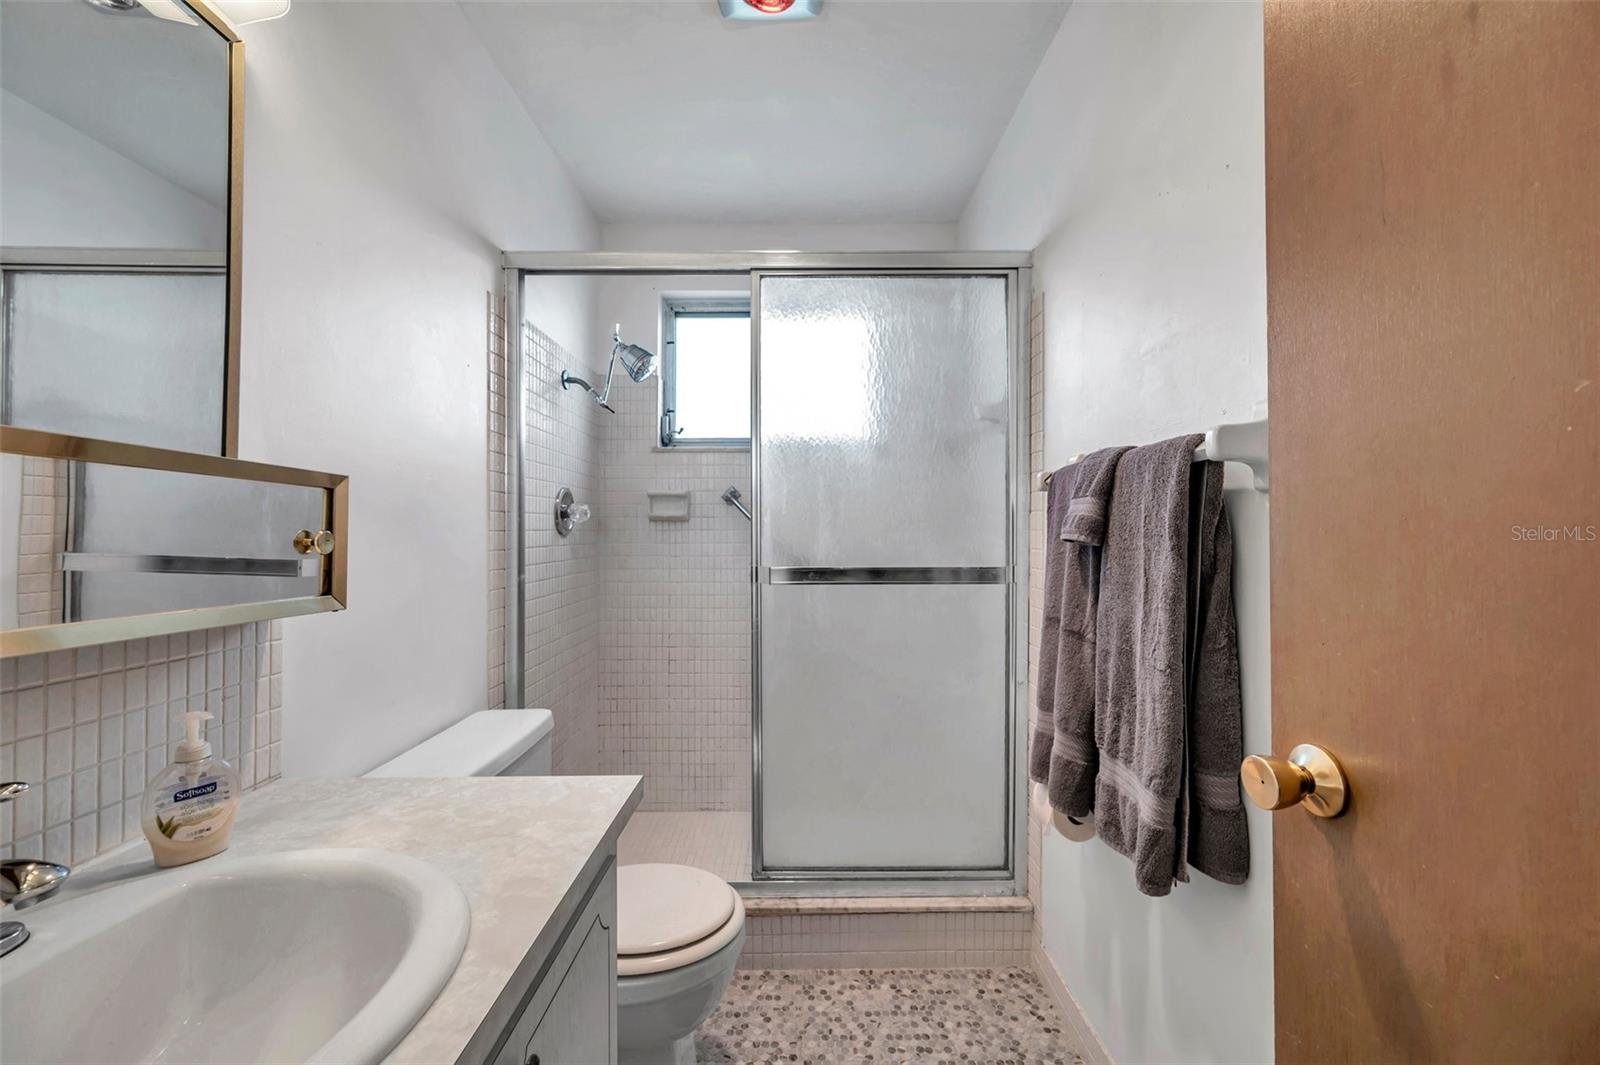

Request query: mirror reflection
[
  {"left": 0, "top": 454, "right": 327, "bottom": 629},
  {"left": 0, "top": 0, "right": 233, "bottom": 452}
]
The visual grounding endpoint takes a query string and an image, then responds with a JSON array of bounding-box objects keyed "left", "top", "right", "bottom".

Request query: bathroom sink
[{"left": 0, "top": 849, "right": 470, "bottom": 1065}]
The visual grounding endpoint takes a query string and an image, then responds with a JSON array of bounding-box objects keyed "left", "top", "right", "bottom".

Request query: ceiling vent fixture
[{"left": 718, "top": 0, "right": 821, "bottom": 21}]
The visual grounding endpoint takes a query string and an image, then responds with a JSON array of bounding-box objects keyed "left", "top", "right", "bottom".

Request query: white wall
[
  {"left": 236, "top": 3, "right": 597, "bottom": 777},
  {"left": 0, "top": 89, "right": 224, "bottom": 250},
  {"left": 600, "top": 221, "right": 956, "bottom": 252},
  {"left": 960, "top": 4, "right": 1272, "bottom": 1062}
]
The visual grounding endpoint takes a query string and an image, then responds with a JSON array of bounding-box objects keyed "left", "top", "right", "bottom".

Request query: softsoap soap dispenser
[{"left": 141, "top": 711, "right": 240, "bottom": 867}]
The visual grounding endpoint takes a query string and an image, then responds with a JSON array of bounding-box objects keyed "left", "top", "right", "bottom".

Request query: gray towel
[
  {"left": 1029, "top": 447, "right": 1131, "bottom": 818},
  {"left": 1184, "top": 460, "right": 1249, "bottom": 885},
  {"left": 1093, "top": 433, "right": 1235, "bottom": 897}
]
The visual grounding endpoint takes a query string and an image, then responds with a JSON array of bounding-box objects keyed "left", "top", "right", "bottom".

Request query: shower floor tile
[
  {"left": 696, "top": 967, "right": 1085, "bottom": 1065},
  {"left": 618, "top": 810, "right": 751, "bottom": 882}
]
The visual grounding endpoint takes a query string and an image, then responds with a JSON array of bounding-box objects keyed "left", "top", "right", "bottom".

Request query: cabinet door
[
  {"left": 489, "top": 858, "right": 617, "bottom": 1065},
  {"left": 522, "top": 915, "right": 615, "bottom": 1065}
]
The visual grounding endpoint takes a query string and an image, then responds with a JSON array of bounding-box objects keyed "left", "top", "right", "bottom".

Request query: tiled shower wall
[
  {"left": 487, "top": 294, "right": 509, "bottom": 713},
  {"left": 0, "top": 623, "right": 283, "bottom": 864},
  {"left": 596, "top": 361, "right": 751, "bottom": 812},
  {"left": 501, "top": 281, "right": 751, "bottom": 810},
  {"left": 520, "top": 322, "right": 604, "bottom": 775}
]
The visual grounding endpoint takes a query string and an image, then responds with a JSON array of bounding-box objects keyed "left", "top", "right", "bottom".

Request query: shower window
[{"left": 659, "top": 298, "right": 751, "bottom": 447}]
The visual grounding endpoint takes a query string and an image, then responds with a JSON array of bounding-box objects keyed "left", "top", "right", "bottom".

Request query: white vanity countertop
[{"left": 65, "top": 774, "right": 643, "bottom": 1064}]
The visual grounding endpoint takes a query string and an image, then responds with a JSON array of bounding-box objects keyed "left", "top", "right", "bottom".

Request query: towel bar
[{"left": 1035, "top": 415, "right": 1269, "bottom": 493}]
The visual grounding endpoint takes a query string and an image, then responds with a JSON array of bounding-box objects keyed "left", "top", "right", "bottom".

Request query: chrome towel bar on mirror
[
  {"left": 1036, "top": 415, "right": 1270, "bottom": 493},
  {"left": 58, "top": 553, "right": 320, "bottom": 578}
]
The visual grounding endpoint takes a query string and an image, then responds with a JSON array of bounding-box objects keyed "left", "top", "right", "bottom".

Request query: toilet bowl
[
  {"left": 367, "top": 711, "right": 744, "bottom": 1064},
  {"left": 615, "top": 863, "right": 746, "bottom": 1065}
]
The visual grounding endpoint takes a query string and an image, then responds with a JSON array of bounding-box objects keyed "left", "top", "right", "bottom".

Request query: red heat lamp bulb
[{"left": 744, "top": 0, "right": 797, "bottom": 12}]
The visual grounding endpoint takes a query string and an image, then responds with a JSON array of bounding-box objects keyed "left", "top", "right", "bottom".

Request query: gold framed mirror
[
  {"left": 0, "top": 0, "right": 245, "bottom": 456},
  {"left": 0, "top": 427, "right": 347, "bottom": 658}
]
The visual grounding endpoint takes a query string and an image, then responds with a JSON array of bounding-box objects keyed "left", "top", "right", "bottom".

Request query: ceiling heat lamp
[{"left": 718, "top": 0, "right": 822, "bottom": 21}]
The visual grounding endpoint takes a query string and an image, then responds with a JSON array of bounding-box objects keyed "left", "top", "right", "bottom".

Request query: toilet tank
[{"left": 365, "top": 709, "right": 554, "bottom": 778}]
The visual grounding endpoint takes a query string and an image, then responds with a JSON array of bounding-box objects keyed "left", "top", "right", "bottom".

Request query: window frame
[{"left": 659, "top": 297, "right": 753, "bottom": 449}]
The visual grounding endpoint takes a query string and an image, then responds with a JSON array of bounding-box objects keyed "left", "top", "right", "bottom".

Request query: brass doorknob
[
  {"left": 1240, "top": 744, "right": 1348, "bottom": 818},
  {"left": 293, "top": 529, "right": 335, "bottom": 556}
]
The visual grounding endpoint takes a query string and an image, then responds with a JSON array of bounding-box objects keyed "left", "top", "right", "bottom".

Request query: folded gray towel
[
  {"left": 1184, "top": 460, "right": 1249, "bottom": 885},
  {"left": 1092, "top": 433, "right": 1205, "bottom": 897},
  {"left": 1029, "top": 447, "right": 1131, "bottom": 819}
]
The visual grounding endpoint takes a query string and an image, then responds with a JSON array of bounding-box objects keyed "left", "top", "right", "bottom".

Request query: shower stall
[{"left": 502, "top": 252, "right": 1030, "bottom": 894}]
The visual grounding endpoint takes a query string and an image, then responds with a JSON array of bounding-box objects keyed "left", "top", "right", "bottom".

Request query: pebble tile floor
[{"left": 696, "top": 968, "right": 1085, "bottom": 1065}]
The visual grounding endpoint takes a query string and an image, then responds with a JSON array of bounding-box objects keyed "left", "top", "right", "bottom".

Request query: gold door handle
[
  {"left": 1240, "top": 744, "right": 1349, "bottom": 818},
  {"left": 293, "top": 529, "right": 335, "bottom": 556}
]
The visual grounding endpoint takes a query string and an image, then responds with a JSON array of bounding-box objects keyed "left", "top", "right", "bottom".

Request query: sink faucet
[{"left": 1, "top": 782, "right": 72, "bottom": 957}]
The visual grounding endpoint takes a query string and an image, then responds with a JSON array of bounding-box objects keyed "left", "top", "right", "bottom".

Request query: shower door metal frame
[
  {"left": 500, "top": 251, "right": 1031, "bottom": 897},
  {"left": 747, "top": 267, "right": 1028, "bottom": 887}
]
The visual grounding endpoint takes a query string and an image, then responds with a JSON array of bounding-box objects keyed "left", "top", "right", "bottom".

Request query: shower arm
[
  {"left": 596, "top": 331, "right": 625, "bottom": 405},
  {"left": 560, "top": 327, "right": 631, "bottom": 413},
  {"left": 558, "top": 369, "right": 616, "bottom": 413}
]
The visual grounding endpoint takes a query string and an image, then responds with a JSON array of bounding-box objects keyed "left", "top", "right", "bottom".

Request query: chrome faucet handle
[
  {"left": 1, "top": 784, "right": 72, "bottom": 909},
  {"left": 1, "top": 860, "right": 70, "bottom": 909},
  {"left": 0, "top": 783, "right": 70, "bottom": 958},
  {"left": 0, "top": 857, "right": 70, "bottom": 956}
]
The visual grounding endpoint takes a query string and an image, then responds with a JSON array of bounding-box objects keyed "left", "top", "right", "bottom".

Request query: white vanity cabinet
[{"left": 487, "top": 858, "right": 618, "bottom": 1065}]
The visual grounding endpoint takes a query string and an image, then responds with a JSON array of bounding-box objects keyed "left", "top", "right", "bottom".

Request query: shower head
[
  {"left": 614, "top": 340, "right": 656, "bottom": 383},
  {"left": 559, "top": 325, "right": 657, "bottom": 413}
]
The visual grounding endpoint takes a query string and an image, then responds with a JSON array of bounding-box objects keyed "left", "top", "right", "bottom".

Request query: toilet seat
[{"left": 616, "top": 864, "right": 745, "bottom": 977}]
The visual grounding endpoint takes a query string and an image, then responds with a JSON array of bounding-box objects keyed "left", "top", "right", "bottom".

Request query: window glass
[{"left": 665, "top": 308, "right": 750, "bottom": 445}]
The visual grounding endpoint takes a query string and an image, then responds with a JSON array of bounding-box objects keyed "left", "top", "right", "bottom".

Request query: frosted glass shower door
[{"left": 755, "top": 274, "right": 1014, "bottom": 875}]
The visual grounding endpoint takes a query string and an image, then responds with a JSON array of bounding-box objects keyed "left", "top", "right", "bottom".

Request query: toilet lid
[{"left": 617, "top": 863, "right": 737, "bottom": 956}]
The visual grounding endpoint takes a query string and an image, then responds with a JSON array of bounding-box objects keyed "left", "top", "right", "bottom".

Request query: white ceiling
[{"left": 461, "top": 0, "right": 1068, "bottom": 224}]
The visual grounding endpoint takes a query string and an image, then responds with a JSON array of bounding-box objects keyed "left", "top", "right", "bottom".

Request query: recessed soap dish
[{"left": 646, "top": 491, "right": 691, "bottom": 523}]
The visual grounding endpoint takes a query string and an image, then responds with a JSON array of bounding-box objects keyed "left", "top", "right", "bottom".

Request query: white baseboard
[{"left": 1031, "top": 940, "right": 1113, "bottom": 1065}]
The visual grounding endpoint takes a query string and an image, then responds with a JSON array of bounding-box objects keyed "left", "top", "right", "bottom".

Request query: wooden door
[{"left": 1265, "top": 2, "right": 1599, "bottom": 1061}]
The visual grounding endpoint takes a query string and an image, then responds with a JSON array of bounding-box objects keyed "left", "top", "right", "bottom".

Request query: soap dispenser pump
[{"left": 141, "top": 711, "right": 240, "bottom": 867}]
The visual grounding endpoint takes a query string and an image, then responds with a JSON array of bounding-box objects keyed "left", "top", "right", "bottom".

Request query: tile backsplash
[{"left": 0, "top": 622, "right": 283, "bottom": 864}]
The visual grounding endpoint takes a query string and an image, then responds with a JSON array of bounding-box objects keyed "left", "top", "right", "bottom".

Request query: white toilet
[
  {"left": 367, "top": 710, "right": 745, "bottom": 1065},
  {"left": 614, "top": 862, "right": 746, "bottom": 1065}
]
